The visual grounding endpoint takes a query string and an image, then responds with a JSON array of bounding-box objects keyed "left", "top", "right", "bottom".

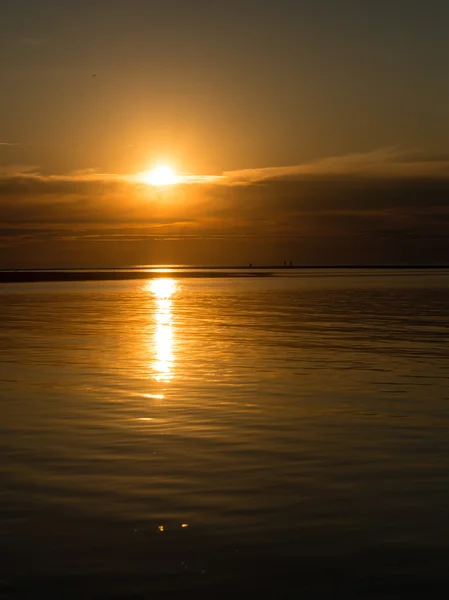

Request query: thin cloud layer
[
  {"left": 224, "top": 148, "right": 449, "bottom": 183},
  {"left": 0, "top": 148, "right": 448, "bottom": 266}
]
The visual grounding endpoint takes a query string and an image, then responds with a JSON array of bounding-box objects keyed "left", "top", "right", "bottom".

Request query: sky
[{"left": 0, "top": 0, "right": 448, "bottom": 267}]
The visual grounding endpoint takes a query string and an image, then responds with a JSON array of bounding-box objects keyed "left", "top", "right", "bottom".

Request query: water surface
[{"left": 1, "top": 269, "right": 449, "bottom": 597}]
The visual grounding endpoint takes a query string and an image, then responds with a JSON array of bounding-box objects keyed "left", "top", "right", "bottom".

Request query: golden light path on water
[{"left": 147, "top": 278, "right": 176, "bottom": 390}]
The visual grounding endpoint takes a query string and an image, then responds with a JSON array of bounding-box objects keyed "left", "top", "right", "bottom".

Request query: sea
[{"left": 1, "top": 268, "right": 449, "bottom": 598}]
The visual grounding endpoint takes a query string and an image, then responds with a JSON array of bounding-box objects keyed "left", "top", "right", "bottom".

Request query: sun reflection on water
[{"left": 148, "top": 278, "right": 176, "bottom": 384}]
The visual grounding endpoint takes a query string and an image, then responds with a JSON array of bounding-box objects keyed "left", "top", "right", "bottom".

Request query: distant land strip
[
  {"left": 0, "top": 270, "right": 275, "bottom": 283},
  {"left": 0, "top": 265, "right": 448, "bottom": 283}
]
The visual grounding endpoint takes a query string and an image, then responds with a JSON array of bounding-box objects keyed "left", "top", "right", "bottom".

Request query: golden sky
[{"left": 1, "top": 1, "right": 448, "bottom": 266}]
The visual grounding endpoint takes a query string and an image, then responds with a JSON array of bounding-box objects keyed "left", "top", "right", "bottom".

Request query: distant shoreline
[
  {"left": 0, "top": 271, "right": 273, "bottom": 283},
  {"left": 0, "top": 265, "right": 448, "bottom": 283}
]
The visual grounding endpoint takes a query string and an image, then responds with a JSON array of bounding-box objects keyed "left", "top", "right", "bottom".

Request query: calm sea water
[{"left": 1, "top": 269, "right": 449, "bottom": 598}]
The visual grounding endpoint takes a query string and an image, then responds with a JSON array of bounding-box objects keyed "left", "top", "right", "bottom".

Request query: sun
[{"left": 142, "top": 165, "right": 178, "bottom": 186}]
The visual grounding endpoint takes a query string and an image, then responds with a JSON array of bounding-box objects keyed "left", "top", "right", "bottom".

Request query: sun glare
[{"left": 143, "top": 165, "right": 178, "bottom": 186}]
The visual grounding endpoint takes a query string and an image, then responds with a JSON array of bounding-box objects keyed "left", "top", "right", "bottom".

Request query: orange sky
[{"left": 1, "top": 1, "right": 448, "bottom": 266}]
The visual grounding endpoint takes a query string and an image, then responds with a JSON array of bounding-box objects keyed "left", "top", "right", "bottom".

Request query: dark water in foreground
[{"left": 1, "top": 269, "right": 449, "bottom": 598}]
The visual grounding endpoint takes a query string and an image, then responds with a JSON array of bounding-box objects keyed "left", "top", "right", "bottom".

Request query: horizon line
[{"left": 1, "top": 264, "right": 449, "bottom": 272}]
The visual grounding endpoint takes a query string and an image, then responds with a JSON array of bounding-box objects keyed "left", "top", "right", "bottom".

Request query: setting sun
[{"left": 142, "top": 165, "right": 178, "bottom": 186}]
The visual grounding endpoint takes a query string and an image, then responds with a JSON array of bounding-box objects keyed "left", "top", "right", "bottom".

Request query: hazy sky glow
[{"left": 1, "top": 0, "right": 448, "bottom": 266}]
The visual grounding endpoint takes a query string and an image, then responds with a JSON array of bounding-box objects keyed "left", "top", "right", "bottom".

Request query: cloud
[
  {"left": 0, "top": 148, "right": 448, "bottom": 266},
  {"left": 223, "top": 147, "right": 449, "bottom": 183}
]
